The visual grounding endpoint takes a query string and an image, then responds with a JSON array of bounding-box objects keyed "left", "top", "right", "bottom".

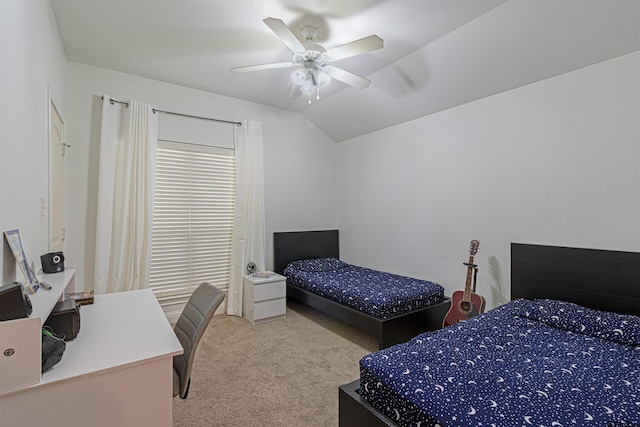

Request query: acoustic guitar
[{"left": 443, "top": 240, "right": 485, "bottom": 327}]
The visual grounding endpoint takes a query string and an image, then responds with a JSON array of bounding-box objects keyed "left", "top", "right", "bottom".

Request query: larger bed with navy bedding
[
  {"left": 339, "top": 243, "right": 640, "bottom": 427},
  {"left": 359, "top": 298, "right": 640, "bottom": 426}
]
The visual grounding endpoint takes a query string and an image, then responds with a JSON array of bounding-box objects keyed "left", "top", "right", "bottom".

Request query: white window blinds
[{"left": 149, "top": 140, "right": 235, "bottom": 306}]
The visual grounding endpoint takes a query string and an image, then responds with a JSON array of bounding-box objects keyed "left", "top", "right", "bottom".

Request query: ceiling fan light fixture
[
  {"left": 301, "top": 79, "right": 314, "bottom": 93},
  {"left": 291, "top": 67, "right": 331, "bottom": 103},
  {"left": 291, "top": 69, "right": 308, "bottom": 86},
  {"left": 316, "top": 70, "right": 330, "bottom": 86}
]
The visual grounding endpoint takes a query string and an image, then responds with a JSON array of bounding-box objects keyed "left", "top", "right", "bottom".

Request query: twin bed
[
  {"left": 274, "top": 230, "right": 450, "bottom": 349},
  {"left": 339, "top": 243, "right": 640, "bottom": 427}
]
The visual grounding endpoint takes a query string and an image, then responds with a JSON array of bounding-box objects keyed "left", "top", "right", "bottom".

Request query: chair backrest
[{"left": 173, "top": 282, "right": 225, "bottom": 399}]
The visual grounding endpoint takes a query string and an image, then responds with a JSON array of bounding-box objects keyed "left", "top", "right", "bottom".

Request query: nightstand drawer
[
  {"left": 254, "top": 280, "right": 285, "bottom": 302},
  {"left": 254, "top": 298, "right": 286, "bottom": 320}
]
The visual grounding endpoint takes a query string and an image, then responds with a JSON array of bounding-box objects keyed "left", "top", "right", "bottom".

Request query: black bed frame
[
  {"left": 339, "top": 242, "right": 640, "bottom": 426},
  {"left": 273, "top": 230, "right": 451, "bottom": 349}
]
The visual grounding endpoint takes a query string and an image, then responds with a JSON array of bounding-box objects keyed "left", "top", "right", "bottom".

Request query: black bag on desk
[{"left": 42, "top": 329, "right": 66, "bottom": 372}]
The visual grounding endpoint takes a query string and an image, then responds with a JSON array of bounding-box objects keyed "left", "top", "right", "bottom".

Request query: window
[{"left": 149, "top": 140, "right": 235, "bottom": 308}]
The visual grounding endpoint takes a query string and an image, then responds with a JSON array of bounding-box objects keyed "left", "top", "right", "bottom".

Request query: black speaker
[
  {"left": 41, "top": 251, "right": 65, "bottom": 274},
  {"left": 0, "top": 282, "right": 33, "bottom": 321}
]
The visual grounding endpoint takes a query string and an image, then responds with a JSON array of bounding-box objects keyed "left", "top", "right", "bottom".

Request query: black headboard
[
  {"left": 511, "top": 243, "right": 640, "bottom": 316},
  {"left": 273, "top": 230, "right": 339, "bottom": 274}
]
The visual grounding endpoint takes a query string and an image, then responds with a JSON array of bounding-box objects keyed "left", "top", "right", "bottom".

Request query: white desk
[{"left": 0, "top": 280, "right": 183, "bottom": 427}]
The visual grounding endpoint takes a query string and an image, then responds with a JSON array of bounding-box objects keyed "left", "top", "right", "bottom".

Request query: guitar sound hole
[{"left": 460, "top": 301, "right": 471, "bottom": 312}]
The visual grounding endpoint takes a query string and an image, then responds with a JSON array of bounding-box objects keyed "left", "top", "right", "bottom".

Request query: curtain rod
[{"left": 103, "top": 97, "right": 242, "bottom": 127}]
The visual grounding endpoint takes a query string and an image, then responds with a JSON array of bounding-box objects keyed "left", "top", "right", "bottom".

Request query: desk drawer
[
  {"left": 254, "top": 298, "right": 286, "bottom": 320},
  {"left": 254, "top": 280, "right": 285, "bottom": 302}
]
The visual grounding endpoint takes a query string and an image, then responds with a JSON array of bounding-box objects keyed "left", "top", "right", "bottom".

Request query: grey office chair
[{"left": 173, "top": 282, "right": 225, "bottom": 399}]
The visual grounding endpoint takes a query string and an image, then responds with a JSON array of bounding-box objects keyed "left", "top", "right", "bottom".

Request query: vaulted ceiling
[{"left": 51, "top": 0, "right": 640, "bottom": 142}]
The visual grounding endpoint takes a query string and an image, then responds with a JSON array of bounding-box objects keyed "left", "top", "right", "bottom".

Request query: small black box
[{"left": 44, "top": 299, "right": 80, "bottom": 341}]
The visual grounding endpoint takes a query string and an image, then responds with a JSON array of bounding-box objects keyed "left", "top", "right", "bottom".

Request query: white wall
[
  {"left": 0, "top": 0, "right": 67, "bottom": 283},
  {"left": 65, "top": 62, "right": 338, "bottom": 290},
  {"left": 337, "top": 52, "right": 640, "bottom": 309}
]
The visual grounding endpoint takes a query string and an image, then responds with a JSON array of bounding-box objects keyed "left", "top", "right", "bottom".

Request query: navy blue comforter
[
  {"left": 283, "top": 258, "right": 444, "bottom": 319},
  {"left": 360, "top": 298, "right": 640, "bottom": 427}
]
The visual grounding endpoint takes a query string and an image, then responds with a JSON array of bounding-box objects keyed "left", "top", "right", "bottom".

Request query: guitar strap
[{"left": 473, "top": 265, "right": 478, "bottom": 293}]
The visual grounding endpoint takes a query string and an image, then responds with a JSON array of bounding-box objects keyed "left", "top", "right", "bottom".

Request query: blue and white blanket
[
  {"left": 283, "top": 258, "right": 444, "bottom": 319},
  {"left": 360, "top": 298, "right": 640, "bottom": 427}
]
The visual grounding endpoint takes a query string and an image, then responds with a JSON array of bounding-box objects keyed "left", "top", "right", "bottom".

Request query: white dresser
[{"left": 243, "top": 273, "right": 286, "bottom": 324}]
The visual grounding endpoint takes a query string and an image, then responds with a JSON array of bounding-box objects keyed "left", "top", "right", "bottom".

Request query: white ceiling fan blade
[
  {"left": 231, "top": 62, "right": 296, "bottom": 73},
  {"left": 263, "top": 17, "right": 306, "bottom": 54},
  {"left": 324, "top": 66, "right": 371, "bottom": 89},
  {"left": 325, "top": 35, "right": 383, "bottom": 61}
]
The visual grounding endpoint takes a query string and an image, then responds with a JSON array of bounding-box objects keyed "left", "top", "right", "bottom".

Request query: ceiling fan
[{"left": 231, "top": 18, "right": 383, "bottom": 102}]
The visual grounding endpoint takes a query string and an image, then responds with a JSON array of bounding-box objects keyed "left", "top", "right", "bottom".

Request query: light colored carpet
[{"left": 173, "top": 301, "right": 378, "bottom": 427}]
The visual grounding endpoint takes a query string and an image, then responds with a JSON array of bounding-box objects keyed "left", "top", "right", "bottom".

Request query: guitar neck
[{"left": 463, "top": 254, "right": 475, "bottom": 302}]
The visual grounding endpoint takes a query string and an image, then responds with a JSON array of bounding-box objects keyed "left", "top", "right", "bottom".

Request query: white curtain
[
  {"left": 227, "top": 121, "right": 266, "bottom": 316},
  {"left": 94, "top": 95, "right": 158, "bottom": 294}
]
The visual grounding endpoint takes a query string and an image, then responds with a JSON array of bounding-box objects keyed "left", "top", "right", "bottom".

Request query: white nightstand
[{"left": 243, "top": 273, "right": 286, "bottom": 324}]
